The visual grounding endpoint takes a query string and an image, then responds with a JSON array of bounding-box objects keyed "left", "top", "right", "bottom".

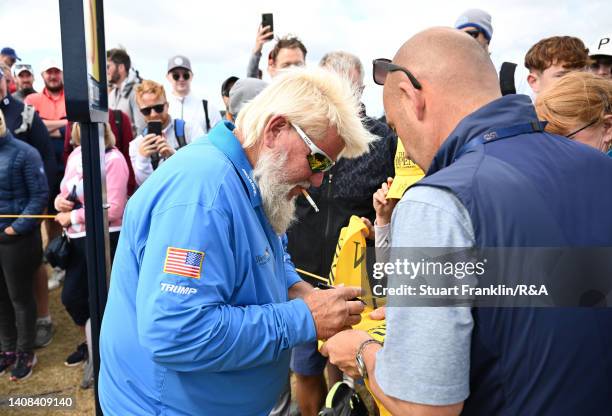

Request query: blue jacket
[
  {"left": 99, "top": 122, "right": 316, "bottom": 416},
  {"left": 416, "top": 95, "right": 612, "bottom": 414},
  {"left": 0, "top": 131, "right": 48, "bottom": 235},
  {"left": 1, "top": 94, "right": 57, "bottom": 194}
]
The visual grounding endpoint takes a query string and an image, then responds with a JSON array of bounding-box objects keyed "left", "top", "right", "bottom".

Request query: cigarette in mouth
[{"left": 301, "top": 189, "right": 319, "bottom": 213}]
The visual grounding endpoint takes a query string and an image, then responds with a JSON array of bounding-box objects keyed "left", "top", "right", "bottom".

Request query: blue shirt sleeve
[
  {"left": 135, "top": 203, "right": 315, "bottom": 373},
  {"left": 281, "top": 233, "right": 302, "bottom": 289}
]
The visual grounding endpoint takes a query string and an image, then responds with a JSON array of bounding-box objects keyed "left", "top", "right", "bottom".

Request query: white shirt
[
  {"left": 167, "top": 91, "right": 222, "bottom": 134},
  {"left": 129, "top": 117, "right": 204, "bottom": 186}
]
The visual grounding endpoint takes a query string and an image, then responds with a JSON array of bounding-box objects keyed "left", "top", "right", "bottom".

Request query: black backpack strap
[
  {"left": 499, "top": 62, "right": 517, "bottom": 96},
  {"left": 202, "top": 99, "right": 211, "bottom": 132}
]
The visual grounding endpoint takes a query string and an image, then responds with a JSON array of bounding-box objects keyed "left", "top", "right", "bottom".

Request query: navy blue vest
[{"left": 414, "top": 95, "right": 612, "bottom": 415}]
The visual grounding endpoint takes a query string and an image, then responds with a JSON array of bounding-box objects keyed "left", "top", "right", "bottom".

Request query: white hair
[
  {"left": 235, "top": 67, "right": 376, "bottom": 159},
  {"left": 253, "top": 151, "right": 302, "bottom": 235}
]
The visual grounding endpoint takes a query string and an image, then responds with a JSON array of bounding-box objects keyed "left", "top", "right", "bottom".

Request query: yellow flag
[
  {"left": 387, "top": 139, "right": 425, "bottom": 199},
  {"left": 325, "top": 216, "right": 391, "bottom": 415},
  {"left": 328, "top": 216, "right": 368, "bottom": 288}
]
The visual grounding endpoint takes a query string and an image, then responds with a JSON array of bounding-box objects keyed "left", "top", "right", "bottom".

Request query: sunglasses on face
[
  {"left": 372, "top": 58, "right": 422, "bottom": 90},
  {"left": 140, "top": 103, "right": 166, "bottom": 116},
  {"left": 171, "top": 71, "right": 190, "bottom": 81},
  {"left": 290, "top": 122, "right": 335, "bottom": 173}
]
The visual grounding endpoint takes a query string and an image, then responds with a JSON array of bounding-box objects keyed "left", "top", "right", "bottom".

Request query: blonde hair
[
  {"left": 235, "top": 67, "right": 375, "bottom": 159},
  {"left": 0, "top": 109, "right": 6, "bottom": 137},
  {"left": 71, "top": 122, "right": 116, "bottom": 149},
  {"left": 536, "top": 71, "right": 612, "bottom": 136},
  {"left": 135, "top": 79, "right": 167, "bottom": 107}
]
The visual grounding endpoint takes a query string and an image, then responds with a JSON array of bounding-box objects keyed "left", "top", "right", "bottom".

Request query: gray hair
[{"left": 319, "top": 51, "right": 364, "bottom": 87}]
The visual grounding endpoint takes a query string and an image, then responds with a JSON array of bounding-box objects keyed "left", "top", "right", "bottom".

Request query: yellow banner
[{"left": 323, "top": 216, "right": 390, "bottom": 415}]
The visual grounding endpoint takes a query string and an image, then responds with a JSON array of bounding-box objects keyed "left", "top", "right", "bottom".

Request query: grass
[{"left": 0, "top": 270, "right": 94, "bottom": 415}]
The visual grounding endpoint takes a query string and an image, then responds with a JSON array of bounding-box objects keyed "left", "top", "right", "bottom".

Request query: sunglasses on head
[
  {"left": 140, "top": 103, "right": 166, "bottom": 116},
  {"left": 372, "top": 58, "right": 422, "bottom": 90},
  {"left": 14, "top": 64, "right": 33, "bottom": 73},
  {"left": 290, "top": 122, "right": 335, "bottom": 173},
  {"left": 171, "top": 71, "right": 190, "bottom": 81}
]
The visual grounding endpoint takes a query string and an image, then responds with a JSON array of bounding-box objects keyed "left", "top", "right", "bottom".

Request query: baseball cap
[
  {"left": 1, "top": 47, "right": 21, "bottom": 61},
  {"left": 40, "top": 58, "right": 63, "bottom": 73},
  {"left": 167, "top": 55, "right": 192, "bottom": 73},
  {"left": 455, "top": 9, "right": 493, "bottom": 41},
  {"left": 229, "top": 78, "right": 268, "bottom": 116},
  {"left": 12, "top": 63, "right": 33, "bottom": 77},
  {"left": 221, "top": 76, "right": 239, "bottom": 97},
  {"left": 590, "top": 35, "right": 612, "bottom": 58}
]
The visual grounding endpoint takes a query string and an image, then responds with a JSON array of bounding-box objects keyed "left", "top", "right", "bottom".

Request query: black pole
[
  {"left": 59, "top": 1, "right": 109, "bottom": 413},
  {"left": 81, "top": 122, "right": 109, "bottom": 416}
]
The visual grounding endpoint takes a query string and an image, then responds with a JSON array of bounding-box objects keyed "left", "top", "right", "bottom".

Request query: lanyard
[{"left": 454, "top": 121, "right": 545, "bottom": 163}]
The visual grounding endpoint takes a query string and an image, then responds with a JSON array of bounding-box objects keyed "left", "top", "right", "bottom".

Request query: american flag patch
[{"left": 163, "top": 247, "right": 205, "bottom": 279}]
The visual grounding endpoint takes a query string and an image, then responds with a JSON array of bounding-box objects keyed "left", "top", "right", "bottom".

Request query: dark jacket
[
  {"left": 286, "top": 114, "right": 396, "bottom": 282},
  {"left": 0, "top": 94, "right": 57, "bottom": 197},
  {"left": 416, "top": 95, "right": 612, "bottom": 414},
  {"left": 0, "top": 131, "right": 49, "bottom": 235}
]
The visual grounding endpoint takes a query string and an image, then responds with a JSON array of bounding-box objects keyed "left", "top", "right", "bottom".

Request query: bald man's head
[
  {"left": 394, "top": 27, "right": 499, "bottom": 98},
  {"left": 383, "top": 27, "right": 501, "bottom": 171}
]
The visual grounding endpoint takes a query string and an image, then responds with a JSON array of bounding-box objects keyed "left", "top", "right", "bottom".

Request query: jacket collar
[
  {"left": 427, "top": 94, "right": 538, "bottom": 176},
  {"left": 0, "top": 131, "right": 13, "bottom": 147},
  {"left": 207, "top": 121, "right": 262, "bottom": 209}
]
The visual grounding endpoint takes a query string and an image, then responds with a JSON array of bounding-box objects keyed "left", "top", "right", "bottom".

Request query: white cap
[
  {"left": 590, "top": 36, "right": 612, "bottom": 58},
  {"left": 39, "top": 58, "right": 62, "bottom": 73},
  {"left": 12, "top": 63, "right": 33, "bottom": 77}
]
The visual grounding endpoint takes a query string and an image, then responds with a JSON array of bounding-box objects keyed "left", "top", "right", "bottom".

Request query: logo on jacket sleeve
[{"left": 163, "top": 247, "right": 204, "bottom": 279}]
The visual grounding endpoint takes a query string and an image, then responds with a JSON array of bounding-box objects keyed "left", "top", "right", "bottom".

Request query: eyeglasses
[
  {"left": 290, "top": 122, "right": 335, "bottom": 173},
  {"left": 372, "top": 58, "right": 422, "bottom": 90},
  {"left": 567, "top": 119, "right": 599, "bottom": 138},
  {"left": 171, "top": 71, "right": 190, "bottom": 81},
  {"left": 140, "top": 103, "right": 166, "bottom": 116}
]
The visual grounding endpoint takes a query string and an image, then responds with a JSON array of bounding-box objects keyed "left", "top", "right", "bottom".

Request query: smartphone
[
  {"left": 147, "top": 120, "right": 162, "bottom": 136},
  {"left": 261, "top": 13, "right": 274, "bottom": 40}
]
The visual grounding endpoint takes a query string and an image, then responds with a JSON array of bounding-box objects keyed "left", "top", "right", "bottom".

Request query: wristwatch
[{"left": 356, "top": 339, "right": 383, "bottom": 379}]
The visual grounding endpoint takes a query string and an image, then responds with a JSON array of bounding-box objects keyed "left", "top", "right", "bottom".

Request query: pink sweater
[{"left": 55, "top": 146, "right": 129, "bottom": 238}]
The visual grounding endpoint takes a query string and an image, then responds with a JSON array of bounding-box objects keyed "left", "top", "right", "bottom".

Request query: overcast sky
[{"left": 2, "top": 0, "right": 609, "bottom": 117}]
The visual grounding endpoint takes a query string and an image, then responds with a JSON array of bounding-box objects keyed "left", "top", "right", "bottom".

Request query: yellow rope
[
  {"left": 295, "top": 267, "right": 329, "bottom": 283},
  {"left": 0, "top": 214, "right": 56, "bottom": 219}
]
